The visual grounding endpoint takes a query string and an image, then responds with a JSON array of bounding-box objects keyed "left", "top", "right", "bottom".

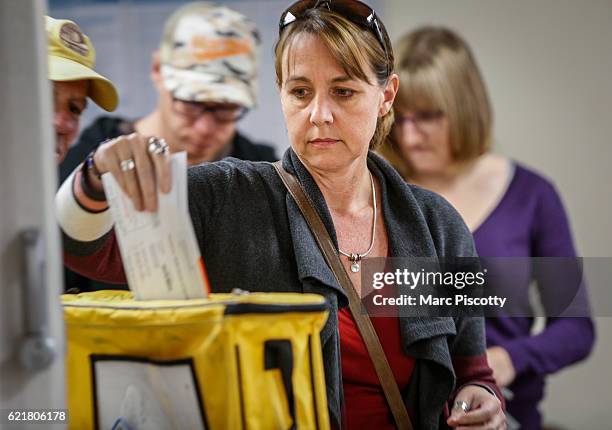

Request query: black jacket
[{"left": 59, "top": 115, "right": 278, "bottom": 183}]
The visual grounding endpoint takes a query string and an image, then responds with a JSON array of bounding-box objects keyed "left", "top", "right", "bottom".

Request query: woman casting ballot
[{"left": 56, "top": 1, "right": 505, "bottom": 428}]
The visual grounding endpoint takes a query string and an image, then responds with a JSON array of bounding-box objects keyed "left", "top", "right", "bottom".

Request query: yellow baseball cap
[{"left": 46, "top": 16, "right": 118, "bottom": 111}]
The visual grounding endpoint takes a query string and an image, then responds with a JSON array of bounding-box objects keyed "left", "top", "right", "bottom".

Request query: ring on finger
[
  {"left": 453, "top": 400, "right": 470, "bottom": 413},
  {"left": 120, "top": 158, "right": 136, "bottom": 172},
  {"left": 147, "top": 137, "right": 169, "bottom": 156}
]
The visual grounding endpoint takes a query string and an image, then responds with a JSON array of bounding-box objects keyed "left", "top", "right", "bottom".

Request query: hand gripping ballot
[{"left": 102, "top": 152, "right": 209, "bottom": 299}]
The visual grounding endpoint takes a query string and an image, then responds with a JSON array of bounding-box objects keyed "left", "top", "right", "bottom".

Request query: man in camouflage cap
[
  {"left": 59, "top": 2, "right": 276, "bottom": 293},
  {"left": 60, "top": 2, "right": 276, "bottom": 183},
  {"left": 159, "top": 2, "right": 259, "bottom": 111}
]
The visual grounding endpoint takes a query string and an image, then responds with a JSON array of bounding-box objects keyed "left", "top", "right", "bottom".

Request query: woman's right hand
[{"left": 87, "top": 133, "right": 172, "bottom": 212}]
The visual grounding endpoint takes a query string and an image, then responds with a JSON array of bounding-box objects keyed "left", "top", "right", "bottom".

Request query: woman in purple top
[{"left": 379, "top": 26, "right": 595, "bottom": 429}]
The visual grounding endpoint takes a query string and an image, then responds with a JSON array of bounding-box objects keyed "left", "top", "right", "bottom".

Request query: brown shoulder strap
[{"left": 272, "top": 161, "right": 413, "bottom": 430}]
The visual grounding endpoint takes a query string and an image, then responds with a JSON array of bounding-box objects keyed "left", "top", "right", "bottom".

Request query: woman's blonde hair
[
  {"left": 379, "top": 26, "right": 492, "bottom": 175},
  {"left": 274, "top": 7, "right": 395, "bottom": 149}
]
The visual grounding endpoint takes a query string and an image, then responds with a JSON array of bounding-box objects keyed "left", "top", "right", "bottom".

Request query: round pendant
[{"left": 350, "top": 262, "right": 360, "bottom": 273}]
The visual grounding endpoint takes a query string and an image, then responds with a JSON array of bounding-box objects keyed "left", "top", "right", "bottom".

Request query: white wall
[{"left": 382, "top": 1, "right": 612, "bottom": 428}]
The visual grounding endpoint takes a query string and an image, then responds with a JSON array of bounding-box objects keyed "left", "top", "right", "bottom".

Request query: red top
[{"left": 339, "top": 308, "right": 415, "bottom": 429}]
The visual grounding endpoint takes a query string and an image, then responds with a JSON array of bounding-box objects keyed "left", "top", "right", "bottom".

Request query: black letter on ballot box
[{"left": 264, "top": 340, "right": 296, "bottom": 429}]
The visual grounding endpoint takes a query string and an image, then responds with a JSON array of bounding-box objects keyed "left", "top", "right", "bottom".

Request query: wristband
[
  {"left": 86, "top": 151, "right": 102, "bottom": 180},
  {"left": 85, "top": 137, "right": 115, "bottom": 180}
]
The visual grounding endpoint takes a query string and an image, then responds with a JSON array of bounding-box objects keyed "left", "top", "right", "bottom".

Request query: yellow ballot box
[{"left": 62, "top": 290, "right": 330, "bottom": 430}]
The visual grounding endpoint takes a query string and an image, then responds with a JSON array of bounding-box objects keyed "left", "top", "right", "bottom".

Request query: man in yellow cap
[{"left": 46, "top": 16, "right": 118, "bottom": 163}]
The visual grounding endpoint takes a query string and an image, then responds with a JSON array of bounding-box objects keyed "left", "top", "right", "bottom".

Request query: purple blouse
[{"left": 473, "top": 162, "right": 595, "bottom": 429}]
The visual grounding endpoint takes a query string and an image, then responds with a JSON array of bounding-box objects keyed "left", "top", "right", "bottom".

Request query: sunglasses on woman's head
[{"left": 279, "top": 0, "right": 389, "bottom": 71}]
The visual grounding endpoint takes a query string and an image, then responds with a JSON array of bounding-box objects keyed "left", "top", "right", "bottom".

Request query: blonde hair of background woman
[{"left": 378, "top": 26, "right": 493, "bottom": 178}]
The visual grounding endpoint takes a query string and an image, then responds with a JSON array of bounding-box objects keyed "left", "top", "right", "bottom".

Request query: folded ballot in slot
[{"left": 62, "top": 290, "right": 331, "bottom": 430}]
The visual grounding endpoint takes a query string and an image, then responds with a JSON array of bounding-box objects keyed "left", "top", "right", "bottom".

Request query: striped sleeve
[
  {"left": 56, "top": 164, "right": 127, "bottom": 284},
  {"left": 56, "top": 164, "right": 113, "bottom": 241}
]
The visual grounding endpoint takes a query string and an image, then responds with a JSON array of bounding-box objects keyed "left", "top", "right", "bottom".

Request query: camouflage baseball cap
[{"left": 159, "top": 2, "right": 260, "bottom": 108}]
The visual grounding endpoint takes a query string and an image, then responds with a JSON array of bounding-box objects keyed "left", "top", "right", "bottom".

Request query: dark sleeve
[
  {"left": 421, "top": 189, "right": 503, "bottom": 401},
  {"left": 450, "top": 317, "right": 504, "bottom": 406},
  {"left": 411, "top": 185, "right": 479, "bottom": 258},
  {"left": 433, "top": 191, "right": 505, "bottom": 400},
  {"left": 501, "top": 180, "right": 595, "bottom": 376},
  {"left": 447, "top": 226, "right": 503, "bottom": 404},
  {"left": 187, "top": 160, "right": 237, "bottom": 255}
]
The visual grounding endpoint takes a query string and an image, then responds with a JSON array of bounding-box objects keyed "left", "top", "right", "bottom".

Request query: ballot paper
[{"left": 102, "top": 152, "right": 209, "bottom": 300}]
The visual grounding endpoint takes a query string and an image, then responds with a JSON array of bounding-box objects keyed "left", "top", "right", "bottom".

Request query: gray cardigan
[
  {"left": 184, "top": 149, "right": 495, "bottom": 429},
  {"left": 64, "top": 147, "right": 497, "bottom": 428}
]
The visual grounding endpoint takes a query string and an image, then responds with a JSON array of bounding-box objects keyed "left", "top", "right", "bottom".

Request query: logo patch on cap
[
  {"left": 171, "top": 36, "right": 253, "bottom": 65},
  {"left": 59, "top": 23, "right": 89, "bottom": 57}
]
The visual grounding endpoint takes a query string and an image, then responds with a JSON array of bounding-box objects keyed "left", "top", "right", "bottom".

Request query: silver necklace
[{"left": 338, "top": 170, "right": 377, "bottom": 273}]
